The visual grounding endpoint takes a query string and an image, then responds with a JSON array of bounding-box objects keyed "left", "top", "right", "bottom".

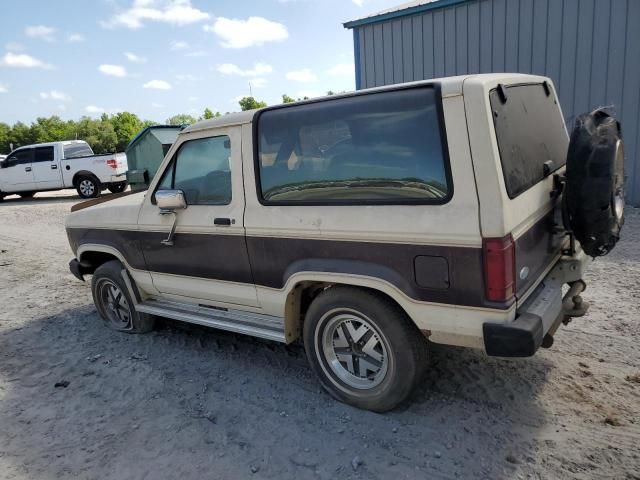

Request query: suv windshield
[
  {"left": 490, "top": 83, "right": 569, "bottom": 198},
  {"left": 63, "top": 142, "right": 94, "bottom": 159}
]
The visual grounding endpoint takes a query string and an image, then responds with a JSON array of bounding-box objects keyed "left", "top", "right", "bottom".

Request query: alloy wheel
[{"left": 319, "top": 309, "right": 389, "bottom": 390}]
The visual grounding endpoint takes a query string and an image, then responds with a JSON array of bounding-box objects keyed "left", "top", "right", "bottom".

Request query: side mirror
[{"left": 156, "top": 189, "right": 187, "bottom": 213}]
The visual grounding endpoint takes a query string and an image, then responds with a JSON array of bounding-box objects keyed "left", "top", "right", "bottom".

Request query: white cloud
[
  {"left": 152, "top": 102, "right": 164, "bottom": 108},
  {"left": 250, "top": 78, "right": 267, "bottom": 88},
  {"left": 185, "top": 50, "right": 207, "bottom": 57},
  {"left": 5, "top": 42, "right": 25, "bottom": 51},
  {"left": 327, "top": 63, "right": 354, "bottom": 76},
  {"left": 143, "top": 79, "right": 172, "bottom": 90},
  {"left": 86, "top": 105, "right": 104, "bottom": 114},
  {"left": 170, "top": 40, "right": 189, "bottom": 51},
  {"left": 188, "top": 96, "right": 198, "bottom": 101},
  {"left": 124, "top": 51, "right": 147, "bottom": 63},
  {"left": 205, "top": 17, "right": 288, "bottom": 49},
  {"left": 0, "top": 52, "right": 53, "bottom": 69},
  {"left": 25, "top": 25, "right": 57, "bottom": 41},
  {"left": 286, "top": 68, "right": 317, "bottom": 82},
  {"left": 217, "top": 62, "right": 273, "bottom": 77},
  {"left": 40, "top": 90, "right": 71, "bottom": 101},
  {"left": 98, "top": 64, "right": 127, "bottom": 77},
  {"left": 0, "top": 83, "right": 7, "bottom": 93},
  {"left": 103, "top": 0, "right": 210, "bottom": 29},
  {"left": 352, "top": 0, "right": 365, "bottom": 6},
  {"left": 67, "top": 33, "right": 85, "bottom": 43}
]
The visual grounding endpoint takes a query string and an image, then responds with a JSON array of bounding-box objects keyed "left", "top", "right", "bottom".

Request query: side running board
[{"left": 135, "top": 298, "right": 286, "bottom": 343}]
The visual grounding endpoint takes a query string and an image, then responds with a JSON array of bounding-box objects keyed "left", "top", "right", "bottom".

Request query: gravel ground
[{"left": 0, "top": 190, "right": 638, "bottom": 480}]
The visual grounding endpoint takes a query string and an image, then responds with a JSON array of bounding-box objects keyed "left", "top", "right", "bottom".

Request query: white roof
[{"left": 180, "top": 73, "right": 545, "bottom": 133}]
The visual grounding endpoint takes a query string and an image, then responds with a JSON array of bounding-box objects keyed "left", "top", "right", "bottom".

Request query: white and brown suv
[{"left": 66, "top": 74, "right": 625, "bottom": 412}]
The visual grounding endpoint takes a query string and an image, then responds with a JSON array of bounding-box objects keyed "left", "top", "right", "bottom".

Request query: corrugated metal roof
[{"left": 344, "top": 0, "right": 469, "bottom": 28}]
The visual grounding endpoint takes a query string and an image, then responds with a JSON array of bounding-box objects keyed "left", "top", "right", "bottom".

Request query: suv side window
[
  {"left": 34, "top": 146, "right": 55, "bottom": 163},
  {"left": 157, "top": 136, "right": 232, "bottom": 205},
  {"left": 7, "top": 148, "right": 33, "bottom": 167},
  {"left": 256, "top": 87, "right": 451, "bottom": 205}
]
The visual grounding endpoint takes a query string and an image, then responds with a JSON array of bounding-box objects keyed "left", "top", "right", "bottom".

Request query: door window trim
[{"left": 251, "top": 83, "right": 454, "bottom": 206}]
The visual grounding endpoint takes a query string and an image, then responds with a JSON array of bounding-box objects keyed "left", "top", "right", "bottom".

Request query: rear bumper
[
  {"left": 483, "top": 250, "right": 591, "bottom": 357},
  {"left": 109, "top": 173, "right": 127, "bottom": 184}
]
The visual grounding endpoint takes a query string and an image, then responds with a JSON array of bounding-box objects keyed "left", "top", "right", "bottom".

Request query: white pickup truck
[{"left": 0, "top": 140, "right": 128, "bottom": 200}]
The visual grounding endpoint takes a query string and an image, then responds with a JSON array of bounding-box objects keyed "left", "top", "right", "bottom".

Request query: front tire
[
  {"left": 303, "top": 287, "right": 427, "bottom": 412},
  {"left": 76, "top": 175, "right": 100, "bottom": 199},
  {"left": 91, "top": 260, "right": 155, "bottom": 333}
]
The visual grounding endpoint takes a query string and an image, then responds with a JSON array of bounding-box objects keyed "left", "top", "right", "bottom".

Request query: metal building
[{"left": 344, "top": 0, "right": 640, "bottom": 205}]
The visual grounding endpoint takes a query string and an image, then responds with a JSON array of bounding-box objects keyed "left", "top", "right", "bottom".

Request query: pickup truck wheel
[
  {"left": 108, "top": 182, "right": 127, "bottom": 194},
  {"left": 19, "top": 192, "right": 35, "bottom": 199},
  {"left": 91, "top": 260, "right": 155, "bottom": 334},
  {"left": 303, "top": 287, "right": 427, "bottom": 412},
  {"left": 76, "top": 176, "right": 100, "bottom": 199}
]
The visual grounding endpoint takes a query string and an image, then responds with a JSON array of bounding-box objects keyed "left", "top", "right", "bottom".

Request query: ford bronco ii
[{"left": 66, "top": 74, "right": 625, "bottom": 411}]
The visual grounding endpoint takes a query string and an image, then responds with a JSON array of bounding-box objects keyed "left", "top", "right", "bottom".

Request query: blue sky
[{"left": 0, "top": 0, "right": 401, "bottom": 124}]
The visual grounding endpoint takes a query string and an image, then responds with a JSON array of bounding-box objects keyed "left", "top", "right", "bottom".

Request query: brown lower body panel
[{"left": 67, "top": 227, "right": 506, "bottom": 309}]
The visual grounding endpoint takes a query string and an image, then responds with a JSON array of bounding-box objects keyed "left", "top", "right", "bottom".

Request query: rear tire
[
  {"left": 303, "top": 286, "right": 427, "bottom": 412},
  {"left": 91, "top": 260, "right": 155, "bottom": 333},
  {"left": 76, "top": 175, "right": 100, "bottom": 199},
  {"left": 108, "top": 182, "right": 127, "bottom": 194},
  {"left": 19, "top": 192, "right": 35, "bottom": 199}
]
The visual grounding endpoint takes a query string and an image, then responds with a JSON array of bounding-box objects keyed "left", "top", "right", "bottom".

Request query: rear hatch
[{"left": 489, "top": 82, "right": 569, "bottom": 300}]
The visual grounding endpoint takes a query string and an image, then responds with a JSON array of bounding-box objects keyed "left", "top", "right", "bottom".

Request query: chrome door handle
[
  {"left": 25, "top": 167, "right": 32, "bottom": 172},
  {"left": 51, "top": 164, "right": 58, "bottom": 169}
]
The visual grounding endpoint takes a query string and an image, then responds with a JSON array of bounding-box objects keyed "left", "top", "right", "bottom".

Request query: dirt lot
[{"left": 0, "top": 190, "right": 638, "bottom": 480}]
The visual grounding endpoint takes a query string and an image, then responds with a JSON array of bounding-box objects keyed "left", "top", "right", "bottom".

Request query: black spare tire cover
[{"left": 565, "top": 108, "right": 625, "bottom": 257}]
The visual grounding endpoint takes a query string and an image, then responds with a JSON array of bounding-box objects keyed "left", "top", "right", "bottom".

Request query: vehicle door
[
  {"left": 0, "top": 148, "right": 35, "bottom": 192},
  {"left": 31, "top": 145, "right": 61, "bottom": 189},
  {"left": 137, "top": 126, "right": 258, "bottom": 307}
]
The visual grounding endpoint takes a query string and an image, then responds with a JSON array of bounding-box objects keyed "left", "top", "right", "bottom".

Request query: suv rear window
[
  {"left": 490, "top": 83, "right": 569, "bottom": 198},
  {"left": 256, "top": 87, "right": 450, "bottom": 204}
]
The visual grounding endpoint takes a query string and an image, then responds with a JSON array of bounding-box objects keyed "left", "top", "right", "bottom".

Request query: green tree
[
  {"left": 282, "top": 94, "right": 295, "bottom": 104},
  {"left": 166, "top": 114, "right": 197, "bottom": 126},
  {"left": 238, "top": 96, "right": 267, "bottom": 111},
  {"left": 110, "top": 112, "right": 144, "bottom": 151},
  {"left": 0, "top": 122, "right": 11, "bottom": 153},
  {"left": 202, "top": 108, "right": 214, "bottom": 119}
]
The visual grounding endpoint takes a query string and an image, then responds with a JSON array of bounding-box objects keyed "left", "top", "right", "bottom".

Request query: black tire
[
  {"left": 303, "top": 286, "right": 427, "bottom": 412},
  {"left": 108, "top": 182, "right": 127, "bottom": 194},
  {"left": 565, "top": 108, "right": 625, "bottom": 257},
  {"left": 76, "top": 175, "right": 100, "bottom": 199},
  {"left": 19, "top": 192, "right": 35, "bottom": 199},
  {"left": 91, "top": 260, "right": 155, "bottom": 333}
]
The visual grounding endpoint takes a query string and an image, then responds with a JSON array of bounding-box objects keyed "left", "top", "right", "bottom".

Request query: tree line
[{"left": 0, "top": 92, "right": 342, "bottom": 155}]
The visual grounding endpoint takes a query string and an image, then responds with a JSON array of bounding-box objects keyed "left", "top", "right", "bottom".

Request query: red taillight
[
  {"left": 106, "top": 159, "right": 117, "bottom": 169},
  {"left": 483, "top": 234, "right": 516, "bottom": 302}
]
